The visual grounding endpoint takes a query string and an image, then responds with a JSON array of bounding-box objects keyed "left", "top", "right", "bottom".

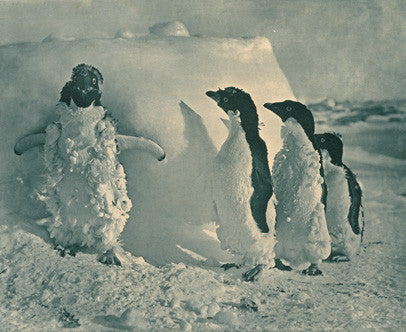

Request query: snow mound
[
  {"left": 0, "top": 35, "right": 294, "bottom": 265},
  {"left": 149, "top": 21, "right": 190, "bottom": 37},
  {"left": 115, "top": 28, "right": 135, "bottom": 39},
  {"left": 42, "top": 33, "right": 75, "bottom": 43}
]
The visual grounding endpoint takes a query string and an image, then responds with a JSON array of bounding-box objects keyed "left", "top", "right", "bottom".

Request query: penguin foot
[
  {"left": 221, "top": 263, "right": 241, "bottom": 271},
  {"left": 327, "top": 253, "right": 349, "bottom": 263},
  {"left": 240, "top": 297, "right": 258, "bottom": 312},
  {"left": 55, "top": 245, "right": 76, "bottom": 257},
  {"left": 302, "top": 263, "right": 323, "bottom": 276},
  {"left": 242, "top": 264, "right": 265, "bottom": 282},
  {"left": 98, "top": 249, "right": 122, "bottom": 266},
  {"left": 274, "top": 258, "right": 292, "bottom": 271}
]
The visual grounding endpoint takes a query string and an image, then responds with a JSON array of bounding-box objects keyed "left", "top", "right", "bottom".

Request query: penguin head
[
  {"left": 70, "top": 64, "right": 103, "bottom": 108},
  {"left": 206, "top": 87, "right": 258, "bottom": 126},
  {"left": 264, "top": 100, "right": 315, "bottom": 139},
  {"left": 314, "top": 132, "right": 344, "bottom": 166}
]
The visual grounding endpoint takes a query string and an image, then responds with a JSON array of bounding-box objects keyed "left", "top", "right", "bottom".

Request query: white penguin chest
[
  {"left": 272, "top": 120, "right": 322, "bottom": 212},
  {"left": 214, "top": 122, "right": 252, "bottom": 190}
]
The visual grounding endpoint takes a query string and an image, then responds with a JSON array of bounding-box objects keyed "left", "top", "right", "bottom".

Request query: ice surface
[
  {"left": 0, "top": 35, "right": 293, "bottom": 265},
  {"left": 272, "top": 119, "right": 330, "bottom": 269}
]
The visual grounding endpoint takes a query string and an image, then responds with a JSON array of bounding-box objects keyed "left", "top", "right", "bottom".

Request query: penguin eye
[
  {"left": 223, "top": 97, "right": 228, "bottom": 103},
  {"left": 286, "top": 106, "right": 292, "bottom": 112},
  {"left": 92, "top": 78, "right": 97, "bottom": 85},
  {"left": 321, "top": 138, "right": 325, "bottom": 143}
]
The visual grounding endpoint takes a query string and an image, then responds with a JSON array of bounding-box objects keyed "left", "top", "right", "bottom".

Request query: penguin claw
[
  {"left": 242, "top": 264, "right": 265, "bottom": 282},
  {"left": 326, "top": 251, "right": 349, "bottom": 263},
  {"left": 98, "top": 249, "right": 122, "bottom": 266},
  {"left": 274, "top": 258, "right": 292, "bottom": 271},
  {"left": 302, "top": 264, "right": 323, "bottom": 276},
  {"left": 331, "top": 254, "right": 349, "bottom": 262}
]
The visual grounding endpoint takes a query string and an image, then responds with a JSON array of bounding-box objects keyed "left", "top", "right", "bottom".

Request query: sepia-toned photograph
[{"left": 0, "top": 0, "right": 404, "bottom": 330}]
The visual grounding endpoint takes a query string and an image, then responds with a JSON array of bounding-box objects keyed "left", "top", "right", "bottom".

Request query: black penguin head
[
  {"left": 206, "top": 87, "right": 258, "bottom": 127},
  {"left": 70, "top": 64, "right": 103, "bottom": 108},
  {"left": 264, "top": 100, "right": 315, "bottom": 139},
  {"left": 315, "top": 132, "right": 344, "bottom": 166}
]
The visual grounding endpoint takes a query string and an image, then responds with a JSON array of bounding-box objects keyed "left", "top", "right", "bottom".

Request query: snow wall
[
  {"left": 0, "top": 35, "right": 294, "bottom": 265},
  {"left": 1, "top": 0, "right": 403, "bottom": 102}
]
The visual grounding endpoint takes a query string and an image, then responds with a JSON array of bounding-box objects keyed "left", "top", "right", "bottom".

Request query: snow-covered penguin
[
  {"left": 315, "top": 132, "right": 364, "bottom": 261},
  {"left": 206, "top": 87, "right": 276, "bottom": 280},
  {"left": 264, "top": 100, "right": 330, "bottom": 275},
  {"left": 14, "top": 64, "right": 166, "bottom": 265}
]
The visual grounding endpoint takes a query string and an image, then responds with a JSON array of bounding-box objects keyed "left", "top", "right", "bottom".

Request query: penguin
[
  {"left": 14, "top": 64, "right": 166, "bottom": 265},
  {"left": 264, "top": 100, "right": 331, "bottom": 275},
  {"left": 206, "top": 87, "right": 276, "bottom": 281},
  {"left": 314, "top": 132, "right": 364, "bottom": 261}
]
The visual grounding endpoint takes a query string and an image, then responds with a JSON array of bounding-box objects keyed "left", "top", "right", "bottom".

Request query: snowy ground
[{"left": 1, "top": 101, "right": 405, "bottom": 331}]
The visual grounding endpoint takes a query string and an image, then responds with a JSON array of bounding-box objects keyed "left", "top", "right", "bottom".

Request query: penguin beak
[
  {"left": 206, "top": 90, "right": 220, "bottom": 103},
  {"left": 264, "top": 103, "right": 286, "bottom": 121}
]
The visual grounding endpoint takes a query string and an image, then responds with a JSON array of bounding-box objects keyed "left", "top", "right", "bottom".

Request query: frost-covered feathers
[
  {"left": 212, "top": 110, "right": 275, "bottom": 266},
  {"left": 271, "top": 119, "right": 330, "bottom": 268},
  {"left": 39, "top": 102, "right": 132, "bottom": 254},
  {"left": 264, "top": 100, "right": 330, "bottom": 269},
  {"left": 264, "top": 101, "right": 315, "bottom": 145},
  {"left": 60, "top": 64, "right": 103, "bottom": 108}
]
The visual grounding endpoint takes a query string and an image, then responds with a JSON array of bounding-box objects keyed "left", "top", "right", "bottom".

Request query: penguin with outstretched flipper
[{"left": 14, "top": 64, "right": 166, "bottom": 266}]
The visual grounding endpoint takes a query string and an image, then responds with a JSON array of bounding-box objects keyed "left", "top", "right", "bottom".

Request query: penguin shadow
[
  {"left": 158, "top": 101, "right": 224, "bottom": 263},
  {"left": 1, "top": 147, "right": 54, "bottom": 245},
  {"left": 129, "top": 100, "right": 232, "bottom": 266}
]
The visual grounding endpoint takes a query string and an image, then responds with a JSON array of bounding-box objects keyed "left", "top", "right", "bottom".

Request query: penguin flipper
[
  {"left": 14, "top": 133, "right": 46, "bottom": 155},
  {"left": 117, "top": 135, "right": 166, "bottom": 161},
  {"left": 59, "top": 81, "right": 72, "bottom": 106},
  {"left": 220, "top": 118, "right": 231, "bottom": 129},
  {"left": 344, "top": 164, "right": 363, "bottom": 235}
]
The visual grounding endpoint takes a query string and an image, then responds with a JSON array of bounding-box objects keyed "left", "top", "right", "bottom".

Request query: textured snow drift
[{"left": 0, "top": 35, "right": 293, "bottom": 265}]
